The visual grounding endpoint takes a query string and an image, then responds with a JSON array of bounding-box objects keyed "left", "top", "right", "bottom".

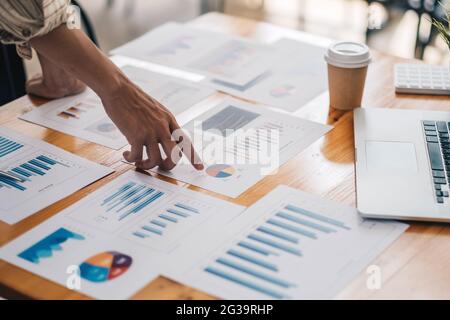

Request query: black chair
[
  {"left": 0, "top": 0, "right": 98, "bottom": 106},
  {"left": 0, "top": 44, "right": 27, "bottom": 106}
]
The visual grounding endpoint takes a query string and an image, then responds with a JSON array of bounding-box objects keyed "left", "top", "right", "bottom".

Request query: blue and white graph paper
[
  {"left": 0, "top": 127, "right": 113, "bottom": 224},
  {"left": 0, "top": 171, "right": 245, "bottom": 299},
  {"left": 164, "top": 185, "right": 409, "bottom": 300}
]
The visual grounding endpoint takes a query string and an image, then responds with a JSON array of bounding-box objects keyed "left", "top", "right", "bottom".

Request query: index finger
[{"left": 170, "top": 120, "right": 203, "bottom": 171}]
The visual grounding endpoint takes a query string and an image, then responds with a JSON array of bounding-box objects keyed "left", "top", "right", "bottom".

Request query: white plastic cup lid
[{"left": 324, "top": 41, "right": 371, "bottom": 69}]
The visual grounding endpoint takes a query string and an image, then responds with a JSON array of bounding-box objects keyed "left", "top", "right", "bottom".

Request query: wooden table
[{"left": 0, "top": 13, "right": 449, "bottom": 300}]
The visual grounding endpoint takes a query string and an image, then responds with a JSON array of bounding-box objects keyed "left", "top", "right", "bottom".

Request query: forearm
[{"left": 29, "top": 24, "right": 126, "bottom": 98}]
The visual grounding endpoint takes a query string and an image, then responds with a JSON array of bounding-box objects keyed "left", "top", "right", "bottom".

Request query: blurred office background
[{"left": 24, "top": 0, "right": 450, "bottom": 78}]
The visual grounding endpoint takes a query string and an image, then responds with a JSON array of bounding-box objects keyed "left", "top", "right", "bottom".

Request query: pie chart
[
  {"left": 206, "top": 164, "right": 235, "bottom": 178},
  {"left": 80, "top": 251, "right": 132, "bottom": 283}
]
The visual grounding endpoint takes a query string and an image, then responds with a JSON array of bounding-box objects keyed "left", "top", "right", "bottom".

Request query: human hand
[
  {"left": 26, "top": 53, "right": 86, "bottom": 99},
  {"left": 101, "top": 78, "right": 203, "bottom": 171}
]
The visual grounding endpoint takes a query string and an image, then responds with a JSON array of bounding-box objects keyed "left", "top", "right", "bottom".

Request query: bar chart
[
  {"left": 101, "top": 181, "right": 165, "bottom": 221},
  {"left": 128, "top": 195, "right": 214, "bottom": 252},
  {"left": 202, "top": 202, "right": 351, "bottom": 299},
  {"left": 0, "top": 136, "right": 24, "bottom": 158},
  {"left": 0, "top": 155, "right": 69, "bottom": 192},
  {"left": 169, "top": 186, "right": 407, "bottom": 300},
  {"left": 0, "top": 150, "right": 87, "bottom": 214},
  {"left": 0, "top": 127, "right": 112, "bottom": 224},
  {"left": 71, "top": 179, "right": 169, "bottom": 232}
]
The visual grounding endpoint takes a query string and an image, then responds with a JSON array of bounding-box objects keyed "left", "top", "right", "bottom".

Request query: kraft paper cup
[{"left": 324, "top": 42, "right": 371, "bottom": 111}]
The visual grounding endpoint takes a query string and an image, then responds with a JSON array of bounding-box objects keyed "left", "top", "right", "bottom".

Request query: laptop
[{"left": 354, "top": 107, "right": 450, "bottom": 222}]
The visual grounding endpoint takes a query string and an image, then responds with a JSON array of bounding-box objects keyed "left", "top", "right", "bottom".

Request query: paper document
[
  {"left": 165, "top": 186, "right": 408, "bottom": 299},
  {"left": 111, "top": 23, "right": 277, "bottom": 85},
  {"left": 0, "top": 171, "right": 245, "bottom": 299},
  {"left": 121, "top": 65, "right": 215, "bottom": 116},
  {"left": 20, "top": 90, "right": 126, "bottom": 149},
  {"left": 204, "top": 38, "right": 328, "bottom": 112},
  {"left": 20, "top": 65, "right": 215, "bottom": 149},
  {"left": 150, "top": 98, "right": 332, "bottom": 198},
  {"left": 0, "top": 127, "right": 113, "bottom": 224}
]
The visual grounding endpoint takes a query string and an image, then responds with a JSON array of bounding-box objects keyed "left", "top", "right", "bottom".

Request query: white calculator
[{"left": 394, "top": 63, "right": 450, "bottom": 95}]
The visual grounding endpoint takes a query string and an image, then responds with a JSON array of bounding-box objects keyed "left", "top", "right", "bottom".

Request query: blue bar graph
[
  {"left": 285, "top": 204, "right": 351, "bottom": 230},
  {"left": 202, "top": 202, "right": 353, "bottom": 299},
  {"left": 205, "top": 267, "right": 287, "bottom": 299},
  {"left": 21, "top": 163, "right": 45, "bottom": 176},
  {"left": 256, "top": 226, "right": 299, "bottom": 244},
  {"left": 248, "top": 234, "right": 302, "bottom": 256},
  {"left": 118, "top": 191, "right": 164, "bottom": 220},
  {"left": 0, "top": 176, "right": 26, "bottom": 191},
  {"left": 0, "top": 154, "right": 61, "bottom": 192},
  {"left": 159, "top": 214, "right": 178, "bottom": 223},
  {"left": 29, "top": 159, "right": 51, "bottom": 170},
  {"left": 102, "top": 182, "right": 136, "bottom": 204},
  {"left": 115, "top": 188, "right": 155, "bottom": 212},
  {"left": 142, "top": 225, "right": 163, "bottom": 235},
  {"left": 105, "top": 185, "right": 148, "bottom": 211},
  {"left": 174, "top": 202, "right": 199, "bottom": 213},
  {"left": 133, "top": 231, "right": 148, "bottom": 239},
  {"left": 267, "top": 218, "right": 317, "bottom": 239},
  {"left": 217, "top": 258, "right": 295, "bottom": 288},
  {"left": 151, "top": 219, "right": 167, "bottom": 228},
  {"left": 11, "top": 167, "right": 32, "bottom": 178},
  {"left": 100, "top": 181, "right": 165, "bottom": 222},
  {"left": 0, "top": 136, "right": 23, "bottom": 158},
  {"left": 276, "top": 211, "right": 335, "bottom": 233},
  {"left": 167, "top": 208, "right": 189, "bottom": 218},
  {"left": 227, "top": 249, "right": 278, "bottom": 271},
  {"left": 133, "top": 201, "right": 202, "bottom": 239},
  {"left": 237, "top": 241, "right": 278, "bottom": 256}
]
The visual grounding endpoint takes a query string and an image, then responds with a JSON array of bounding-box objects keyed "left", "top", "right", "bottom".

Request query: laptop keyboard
[{"left": 423, "top": 120, "right": 450, "bottom": 204}]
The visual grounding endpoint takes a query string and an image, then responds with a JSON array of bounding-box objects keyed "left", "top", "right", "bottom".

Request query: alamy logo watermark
[
  {"left": 66, "top": 265, "right": 81, "bottom": 290},
  {"left": 366, "top": 265, "right": 382, "bottom": 290},
  {"left": 66, "top": 5, "right": 82, "bottom": 30},
  {"left": 172, "top": 123, "right": 281, "bottom": 176}
]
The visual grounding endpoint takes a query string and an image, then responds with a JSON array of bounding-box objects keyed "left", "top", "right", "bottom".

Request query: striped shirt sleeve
[{"left": 0, "top": 0, "right": 72, "bottom": 59}]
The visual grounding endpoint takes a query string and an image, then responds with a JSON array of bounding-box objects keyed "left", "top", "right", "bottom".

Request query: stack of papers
[
  {"left": 0, "top": 171, "right": 245, "bottom": 299},
  {"left": 0, "top": 175, "right": 408, "bottom": 299},
  {"left": 0, "top": 21, "right": 408, "bottom": 301},
  {"left": 112, "top": 22, "right": 278, "bottom": 86},
  {"left": 112, "top": 23, "right": 329, "bottom": 112}
]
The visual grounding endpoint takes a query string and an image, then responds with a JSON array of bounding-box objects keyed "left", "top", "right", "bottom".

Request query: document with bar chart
[
  {"left": 111, "top": 22, "right": 276, "bottom": 85},
  {"left": 151, "top": 98, "right": 332, "bottom": 198},
  {"left": 165, "top": 186, "right": 408, "bottom": 299},
  {"left": 0, "top": 127, "right": 113, "bottom": 224},
  {"left": 19, "top": 90, "right": 127, "bottom": 149},
  {"left": 0, "top": 171, "right": 244, "bottom": 299},
  {"left": 204, "top": 38, "right": 329, "bottom": 112}
]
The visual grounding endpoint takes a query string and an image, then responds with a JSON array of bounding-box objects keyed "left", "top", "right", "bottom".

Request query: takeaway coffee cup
[{"left": 324, "top": 42, "right": 371, "bottom": 111}]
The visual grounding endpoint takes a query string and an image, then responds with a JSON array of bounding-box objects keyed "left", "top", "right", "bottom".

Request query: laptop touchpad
[{"left": 366, "top": 141, "right": 418, "bottom": 173}]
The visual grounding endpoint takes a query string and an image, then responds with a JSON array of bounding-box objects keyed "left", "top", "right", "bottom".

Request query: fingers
[
  {"left": 159, "top": 138, "right": 180, "bottom": 171},
  {"left": 123, "top": 143, "right": 144, "bottom": 164},
  {"left": 180, "top": 133, "right": 204, "bottom": 171},
  {"left": 137, "top": 141, "right": 162, "bottom": 170},
  {"left": 170, "top": 120, "right": 204, "bottom": 171}
]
